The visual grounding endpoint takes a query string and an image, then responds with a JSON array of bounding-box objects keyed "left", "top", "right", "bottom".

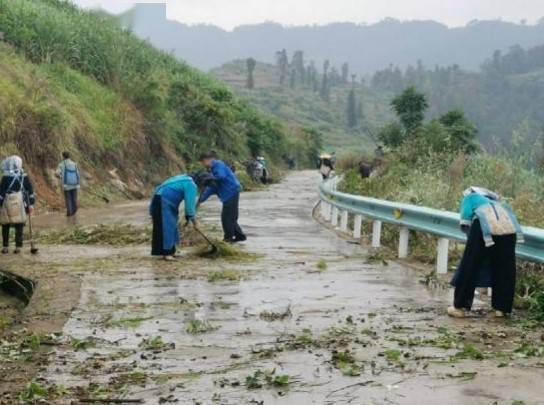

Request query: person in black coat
[{"left": 0, "top": 156, "right": 35, "bottom": 254}]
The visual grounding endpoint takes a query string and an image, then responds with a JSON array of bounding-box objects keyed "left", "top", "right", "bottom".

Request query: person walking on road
[
  {"left": 0, "top": 156, "right": 35, "bottom": 254},
  {"left": 198, "top": 152, "right": 247, "bottom": 243},
  {"left": 150, "top": 174, "right": 198, "bottom": 261},
  {"left": 448, "top": 186, "right": 524, "bottom": 319},
  {"left": 319, "top": 153, "right": 334, "bottom": 180},
  {"left": 56, "top": 152, "right": 80, "bottom": 217}
]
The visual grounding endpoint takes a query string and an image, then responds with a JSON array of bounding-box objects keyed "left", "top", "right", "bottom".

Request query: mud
[{"left": 1, "top": 171, "right": 543, "bottom": 404}]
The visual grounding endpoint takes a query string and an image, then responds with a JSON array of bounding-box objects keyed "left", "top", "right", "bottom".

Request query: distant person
[
  {"left": 150, "top": 174, "right": 198, "bottom": 261},
  {"left": 56, "top": 152, "right": 80, "bottom": 217},
  {"left": 198, "top": 152, "right": 247, "bottom": 243},
  {"left": 448, "top": 187, "right": 524, "bottom": 318},
  {"left": 359, "top": 160, "right": 373, "bottom": 179},
  {"left": 256, "top": 156, "right": 268, "bottom": 184},
  {"left": 287, "top": 155, "right": 296, "bottom": 170},
  {"left": 0, "top": 156, "right": 35, "bottom": 254},
  {"left": 319, "top": 154, "right": 334, "bottom": 180},
  {"left": 374, "top": 145, "right": 385, "bottom": 158}
]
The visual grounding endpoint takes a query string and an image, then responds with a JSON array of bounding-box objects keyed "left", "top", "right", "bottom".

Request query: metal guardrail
[{"left": 318, "top": 176, "right": 544, "bottom": 273}]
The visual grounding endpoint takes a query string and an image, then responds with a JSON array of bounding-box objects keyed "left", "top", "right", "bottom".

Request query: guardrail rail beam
[{"left": 318, "top": 176, "right": 544, "bottom": 271}]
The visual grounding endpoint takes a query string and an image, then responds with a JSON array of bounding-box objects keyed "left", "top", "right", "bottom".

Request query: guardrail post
[
  {"left": 320, "top": 201, "right": 329, "bottom": 220},
  {"left": 340, "top": 210, "right": 349, "bottom": 232},
  {"left": 436, "top": 238, "right": 449, "bottom": 274},
  {"left": 331, "top": 207, "right": 339, "bottom": 227},
  {"left": 372, "top": 220, "right": 382, "bottom": 248},
  {"left": 398, "top": 227, "right": 409, "bottom": 258},
  {"left": 353, "top": 214, "right": 363, "bottom": 239}
]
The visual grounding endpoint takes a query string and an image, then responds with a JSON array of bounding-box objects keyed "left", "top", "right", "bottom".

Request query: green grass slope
[{"left": 0, "top": 0, "right": 301, "bottom": 207}]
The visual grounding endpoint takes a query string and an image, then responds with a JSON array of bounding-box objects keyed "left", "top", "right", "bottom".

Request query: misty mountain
[{"left": 121, "top": 4, "right": 544, "bottom": 74}]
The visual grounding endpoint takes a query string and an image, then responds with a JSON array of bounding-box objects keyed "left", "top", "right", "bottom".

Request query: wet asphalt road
[{"left": 38, "top": 171, "right": 544, "bottom": 405}]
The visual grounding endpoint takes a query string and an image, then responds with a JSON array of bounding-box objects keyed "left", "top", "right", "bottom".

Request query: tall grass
[
  {"left": 0, "top": 0, "right": 295, "bottom": 167},
  {"left": 339, "top": 145, "right": 544, "bottom": 227}
]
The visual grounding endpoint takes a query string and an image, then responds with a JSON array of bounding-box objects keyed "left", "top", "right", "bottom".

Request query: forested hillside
[
  {"left": 121, "top": 4, "right": 544, "bottom": 73},
  {"left": 0, "top": 0, "right": 316, "bottom": 208},
  {"left": 214, "top": 44, "right": 544, "bottom": 158},
  {"left": 212, "top": 60, "right": 378, "bottom": 154},
  {"left": 370, "top": 44, "right": 544, "bottom": 158}
]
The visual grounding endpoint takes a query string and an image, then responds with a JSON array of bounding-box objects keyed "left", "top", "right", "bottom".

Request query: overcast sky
[{"left": 73, "top": 0, "right": 544, "bottom": 30}]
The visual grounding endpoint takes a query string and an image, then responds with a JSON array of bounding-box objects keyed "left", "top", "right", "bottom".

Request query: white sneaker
[
  {"left": 163, "top": 255, "right": 176, "bottom": 262},
  {"left": 447, "top": 306, "right": 466, "bottom": 318},
  {"left": 494, "top": 310, "right": 506, "bottom": 318}
]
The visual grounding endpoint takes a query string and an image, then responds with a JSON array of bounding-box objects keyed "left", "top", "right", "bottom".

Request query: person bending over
[
  {"left": 448, "top": 186, "right": 524, "bottom": 318},
  {"left": 198, "top": 152, "right": 246, "bottom": 243},
  {"left": 150, "top": 174, "right": 198, "bottom": 261}
]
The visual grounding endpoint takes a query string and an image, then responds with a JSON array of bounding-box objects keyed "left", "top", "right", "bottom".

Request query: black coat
[{"left": 0, "top": 173, "right": 35, "bottom": 208}]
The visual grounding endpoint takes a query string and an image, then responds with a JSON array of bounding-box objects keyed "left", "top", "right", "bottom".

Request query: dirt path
[{"left": 2, "top": 171, "right": 543, "bottom": 404}]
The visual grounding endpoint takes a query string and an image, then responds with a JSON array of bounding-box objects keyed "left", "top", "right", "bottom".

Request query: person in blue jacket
[
  {"left": 198, "top": 152, "right": 247, "bottom": 243},
  {"left": 448, "top": 186, "right": 524, "bottom": 319},
  {"left": 150, "top": 174, "right": 197, "bottom": 261}
]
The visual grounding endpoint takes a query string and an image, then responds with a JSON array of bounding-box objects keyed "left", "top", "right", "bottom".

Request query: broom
[{"left": 27, "top": 210, "right": 39, "bottom": 254}]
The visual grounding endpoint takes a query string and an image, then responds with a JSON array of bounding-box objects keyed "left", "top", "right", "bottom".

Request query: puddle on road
[{"left": 38, "top": 172, "right": 544, "bottom": 405}]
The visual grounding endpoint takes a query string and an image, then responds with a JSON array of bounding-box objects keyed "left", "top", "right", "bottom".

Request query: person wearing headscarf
[
  {"left": 319, "top": 154, "right": 334, "bottom": 180},
  {"left": 448, "top": 186, "right": 524, "bottom": 318},
  {"left": 0, "top": 156, "right": 35, "bottom": 254},
  {"left": 150, "top": 173, "right": 198, "bottom": 261}
]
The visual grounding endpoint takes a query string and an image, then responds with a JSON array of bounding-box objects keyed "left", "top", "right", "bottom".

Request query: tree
[
  {"left": 391, "top": 86, "right": 428, "bottom": 134},
  {"left": 346, "top": 88, "right": 358, "bottom": 128},
  {"left": 357, "top": 99, "right": 364, "bottom": 120},
  {"left": 341, "top": 62, "right": 349, "bottom": 83},
  {"left": 292, "top": 50, "right": 305, "bottom": 84},
  {"left": 246, "top": 57, "right": 256, "bottom": 89},
  {"left": 377, "top": 122, "right": 404, "bottom": 147},
  {"left": 320, "top": 60, "right": 330, "bottom": 102},
  {"left": 439, "top": 110, "right": 478, "bottom": 153},
  {"left": 289, "top": 68, "right": 296, "bottom": 89},
  {"left": 275, "top": 49, "right": 289, "bottom": 86}
]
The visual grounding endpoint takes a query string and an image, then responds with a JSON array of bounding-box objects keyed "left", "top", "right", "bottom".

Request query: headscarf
[
  {"left": 462, "top": 186, "right": 499, "bottom": 201},
  {"left": 1, "top": 155, "right": 23, "bottom": 176}
]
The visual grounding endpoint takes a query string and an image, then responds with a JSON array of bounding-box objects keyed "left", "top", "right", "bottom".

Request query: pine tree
[
  {"left": 292, "top": 50, "right": 305, "bottom": 85},
  {"left": 347, "top": 88, "right": 358, "bottom": 128},
  {"left": 246, "top": 57, "right": 256, "bottom": 89},
  {"left": 320, "top": 60, "right": 330, "bottom": 102},
  {"left": 341, "top": 62, "right": 349, "bottom": 83},
  {"left": 275, "top": 49, "right": 289, "bottom": 86}
]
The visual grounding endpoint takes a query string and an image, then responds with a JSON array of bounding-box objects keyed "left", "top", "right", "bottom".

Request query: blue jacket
[
  {"left": 460, "top": 193, "right": 524, "bottom": 247},
  {"left": 151, "top": 174, "right": 197, "bottom": 218},
  {"left": 199, "top": 160, "right": 241, "bottom": 204}
]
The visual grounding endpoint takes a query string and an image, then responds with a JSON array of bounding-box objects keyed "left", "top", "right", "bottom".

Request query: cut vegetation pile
[
  {"left": 36, "top": 224, "right": 151, "bottom": 246},
  {"left": 194, "top": 240, "right": 259, "bottom": 261}
]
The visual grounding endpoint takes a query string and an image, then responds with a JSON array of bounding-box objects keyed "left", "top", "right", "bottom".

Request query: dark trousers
[
  {"left": 150, "top": 195, "right": 176, "bottom": 256},
  {"left": 454, "top": 220, "right": 517, "bottom": 313},
  {"left": 2, "top": 224, "right": 24, "bottom": 248},
  {"left": 221, "top": 193, "right": 245, "bottom": 241},
  {"left": 64, "top": 189, "right": 78, "bottom": 217}
]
